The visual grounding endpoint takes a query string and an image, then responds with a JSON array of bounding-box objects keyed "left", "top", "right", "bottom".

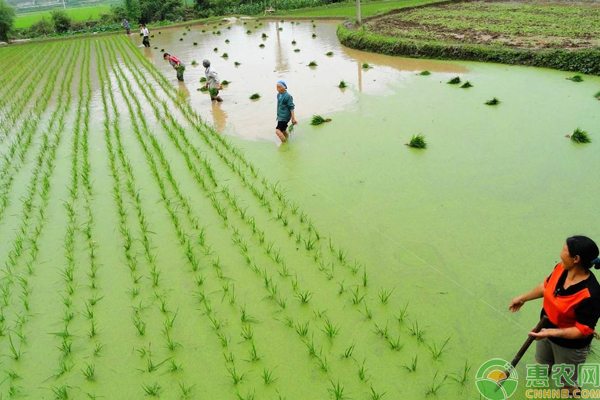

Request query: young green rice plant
[
  {"left": 308, "top": 61, "right": 318, "bottom": 67},
  {"left": 321, "top": 318, "right": 340, "bottom": 340},
  {"left": 296, "top": 290, "right": 313, "bottom": 304},
  {"left": 485, "top": 97, "right": 500, "bottom": 105},
  {"left": 339, "top": 80, "right": 347, "bottom": 89},
  {"left": 224, "top": 351, "right": 235, "bottom": 363},
  {"left": 222, "top": 53, "right": 229, "bottom": 58},
  {"left": 396, "top": 302, "right": 409, "bottom": 323},
  {"left": 594, "top": 90, "right": 600, "bottom": 99},
  {"left": 8, "top": 334, "right": 21, "bottom": 360},
  {"left": 217, "top": 332, "right": 230, "bottom": 347},
  {"left": 408, "top": 320, "right": 426, "bottom": 342},
  {"left": 82, "top": 363, "right": 95, "bottom": 380},
  {"left": 240, "top": 305, "right": 258, "bottom": 323},
  {"left": 317, "top": 353, "right": 330, "bottom": 372},
  {"left": 312, "top": 33, "right": 317, "bottom": 38},
  {"left": 360, "top": 302, "right": 373, "bottom": 320},
  {"left": 226, "top": 365, "right": 245, "bottom": 385},
  {"left": 179, "top": 382, "right": 195, "bottom": 399},
  {"left": 342, "top": 343, "right": 355, "bottom": 359},
  {"left": 370, "top": 387, "right": 387, "bottom": 400},
  {"left": 262, "top": 367, "right": 277, "bottom": 384},
  {"left": 168, "top": 359, "right": 183, "bottom": 372},
  {"left": 328, "top": 380, "right": 346, "bottom": 399},
  {"left": 295, "top": 321, "right": 309, "bottom": 337},
  {"left": 428, "top": 336, "right": 452, "bottom": 360},
  {"left": 387, "top": 335, "right": 404, "bottom": 351},
  {"left": 275, "top": 295, "right": 287, "bottom": 309},
  {"left": 426, "top": 371, "right": 447, "bottom": 395},
  {"left": 447, "top": 76, "right": 461, "bottom": 84},
  {"left": 294, "top": 48, "right": 301, "bottom": 52},
  {"left": 450, "top": 360, "right": 471, "bottom": 385},
  {"left": 568, "top": 75, "right": 583, "bottom": 82},
  {"left": 235, "top": 61, "right": 241, "bottom": 66},
  {"left": 569, "top": 128, "right": 591, "bottom": 143},
  {"left": 406, "top": 133, "right": 427, "bottom": 149},
  {"left": 419, "top": 70, "right": 431, "bottom": 75},
  {"left": 93, "top": 342, "right": 104, "bottom": 357},
  {"left": 250, "top": 93, "right": 261, "bottom": 100},
  {"left": 52, "top": 385, "right": 70, "bottom": 399},
  {"left": 221, "top": 80, "right": 230, "bottom": 86},
  {"left": 142, "top": 382, "right": 162, "bottom": 397},
  {"left": 460, "top": 81, "right": 473, "bottom": 88},
  {"left": 403, "top": 355, "right": 418, "bottom": 372},
  {"left": 378, "top": 287, "right": 393, "bottom": 304},
  {"left": 225, "top": 39, "right": 230, "bottom": 43},
  {"left": 248, "top": 341, "right": 262, "bottom": 362},
  {"left": 350, "top": 286, "right": 365, "bottom": 305},
  {"left": 373, "top": 322, "right": 389, "bottom": 339},
  {"left": 241, "top": 324, "right": 254, "bottom": 341},
  {"left": 259, "top": 44, "right": 265, "bottom": 48}
]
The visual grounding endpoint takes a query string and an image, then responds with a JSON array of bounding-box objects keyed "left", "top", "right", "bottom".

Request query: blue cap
[{"left": 277, "top": 80, "right": 287, "bottom": 89}]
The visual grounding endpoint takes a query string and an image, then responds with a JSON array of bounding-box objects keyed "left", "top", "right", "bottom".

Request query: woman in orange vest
[{"left": 509, "top": 236, "right": 600, "bottom": 395}]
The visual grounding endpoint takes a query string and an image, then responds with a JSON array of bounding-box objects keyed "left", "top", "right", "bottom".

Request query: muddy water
[{"left": 132, "top": 20, "right": 466, "bottom": 141}]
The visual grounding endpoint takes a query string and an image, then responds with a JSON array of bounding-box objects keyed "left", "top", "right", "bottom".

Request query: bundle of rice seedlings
[
  {"left": 262, "top": 33, "right": 268, "bottom": 38},
  {"left": 247, "top": 30, "right": 252, "bottom": 34},
  {"left": 311, "top": 115, "right": 331, "bottom": 125},
  {"left": 279, "top": 27, "right": 283, "bottom": 31},
  {"left": 250, "top": 93, "right": 261, "bottom": 100},
  {"left": 326, "top": 51, "right": 333, "bottom": 56},
  {"left": 595, "top": 91, "right": 600, "bottom": 99},
  {"left": 153, "top": 46, "right": 158, "bottom": 49},
  {"left": 312, "top": 33, "right": 317, "bottom": 38},
  {"left": 213, "top": 47, "right": 218, "bottom": 52},
  {"left": 362, "top": 63, "right": 370, "bottom": 69},
  {"left": 151, "top": 35, "right": 154, "bottom": 38},
  {"left": 234, "top": 61, "right": 241, "bottom": 66},
  {"left": 568, "top": 128, "right": 591, "bottom": 143},
  {"left": 567, "top": 75, "right": 583, "bottom": 82},
  {"left": 292, "top": 40, "right": 296, "bottom": 45},
  {"left": 182, "top": 32, "right": 187, "bottom": 36},
  {"left": 461, "top": 81, "right": 473, "bottom": 88},
  {"left": 200, "top": 86, "right": 208, "bottom": 92},
  {"left": 259, "top": 44, "right": 265, "bottom": 48},
  {"left": 485, "top": 97, "right": 500, "bottom": 105},
  {"left": 222, "top": 53, "right": 228, "bottom": 58},
  {"left": 308, "top": 61, "right": 318, "bottom": 67},
  {"left": 200, "top": 77, "right": 207, "bottom": 82},
  {"left": 406, "top": 134, "right": 427, "bottom": 149},
  {"left": 158, "top": 31, "right": 162, "bottom": 34},
  {"left": 202, "top": 29, "right": 206, "bottom": 33},
  {"left": 294, "top": 49, "right": 301, "bottom": 52},
  {"left": 339, "top": 80, "right": 347, "bottom": 89},
  {"left": 225, "top": 39, "right": 230, "bottom": 43},
  {"left": 191, "top": 60, "right": 198, "bottom": 66},
  {"left": 160, "top": 48, "right": 164, "bottom": 52},
  {"left": 209, "top": 88, "right": 219, "bottom": 98},
  {"left": 419, "top": 71, "right": 431, "bottom": 76},
  {"left": 221, "top": 80, "right": 230, "bottom": 85},
  {"left": 447, "top": 76, "right": 461, "bottom": 84},
  {"left": 193, "top": 42, "right": 198, "bottom": 46},
  {"left": 179, "top": 38, "right": 183, "bottom": 41}
]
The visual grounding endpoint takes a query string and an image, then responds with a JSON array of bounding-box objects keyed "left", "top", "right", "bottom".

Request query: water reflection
[{"left": 210, "top": 101, "right": 228, "bottom": 132}]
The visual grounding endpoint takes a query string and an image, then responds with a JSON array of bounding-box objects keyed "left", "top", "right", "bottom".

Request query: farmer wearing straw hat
[
  {"left": 275, "top": 80, "right": 296, "bottom": 143},
  {"left": 509, "top": 236, "right": 600, "bottom": 396}
]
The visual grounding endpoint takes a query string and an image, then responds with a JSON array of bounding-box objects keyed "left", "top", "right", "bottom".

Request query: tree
[
  {"left": 29, "top": 17, "right": 54, "bottom": 36},
  {"left": 124, "top": 0, "right": 141, "bottom": 23},
  {"left": 0, "top": 0, "right": 16, "bottom": 43},
  {"left": 51, "top": 9, "right": 71, "bottom": 33}
]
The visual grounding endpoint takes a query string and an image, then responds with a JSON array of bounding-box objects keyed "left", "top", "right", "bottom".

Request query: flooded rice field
[{"left": 0, "top": 18, "right": 599, "bottom": 399}]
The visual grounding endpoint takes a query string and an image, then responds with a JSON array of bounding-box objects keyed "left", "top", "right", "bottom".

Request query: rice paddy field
[
  {"left": 13, "top": 4, "right": 112, "bottom": 29},
  {"left": 0, "top": 18, "right": 600, "bottom": 400}
]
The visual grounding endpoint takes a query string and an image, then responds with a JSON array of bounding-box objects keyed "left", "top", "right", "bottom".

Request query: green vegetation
[
  {"left": 339, "top": 80, "right": 347, "bottom": 89},
  {"left": 13, "top": 4, "right": 110, "bottom": 29},
  {"left": 311, "top": 115, "right": 332, "bottom": 125},
  {"left": 407, "top": 133, "right": 427, "bottom": 149},
  {"left": 568, "top": 75, "right": 583, "bottom": 82},
  {"left": 485, "top": 97, "right": 500, "bottom": 106},
  {"left": 326, "top": 51, "right": 334, "bottom": 56},
  {"left": 250, "top": 93, "right": 260, "bottom": 100},
  {"left": 0, "top": 0, "right": 15, "bottom": 42},
  {"left": 308, "top": 60, "right": 318, "bottom": 67},
  {"left": 460, "top": 81, "right": 472, "bottom": 88},
  {"left": 419, "top": 70, "right": 431, "bottom": 76},
  {"left": 569, "top": 128, "right": 591, "bottom": 143},
  {"left": 447, "top": 77, "right": 460, "bottom": 85},
  {"left": 221, "top": 80, "right": 229, "bottom": 85}
]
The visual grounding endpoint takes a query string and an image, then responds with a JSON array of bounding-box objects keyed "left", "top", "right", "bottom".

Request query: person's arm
[
  {"left": 529, "top": 326, "right": 587, "bottom": 340},
  {"left": 290, "top": 110, "right": 296, "bottom": 124},
  {"left": 509, "top": 283, "right": 545, "bottom": 312},
  {"left": 288, "top": 95, "right": 296, "bottom": 124}
]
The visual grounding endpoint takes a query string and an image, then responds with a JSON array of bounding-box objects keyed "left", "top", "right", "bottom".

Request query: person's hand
[
  {"left": 206, "top": 83, "right": 209, "bottom": 89},
  {"left": 529, "top": 328, "right": 552, "bottom": 340},
  {"left": 508, "top": 297, "right": 525, "bottom": 312},
  {"left": 291, "top": 118, "right": 297, "bottom": 125}
]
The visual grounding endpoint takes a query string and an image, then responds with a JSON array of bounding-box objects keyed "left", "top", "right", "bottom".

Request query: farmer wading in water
[
  {"left": 275, "top": 81, "right": 296, "bottom": 143},
  {"left": 509, "top": 236, "right": 600, "bottom": 396},
  {"left": 163, "top": 53, "right": 185, "bottom": 82}
]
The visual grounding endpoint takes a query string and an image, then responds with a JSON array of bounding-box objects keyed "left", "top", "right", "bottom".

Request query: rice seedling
[
  {"left": 179, "top": 38, "right": 183, "bottom": 41},
  {"left": 168, "top": 359, "right": 183, "bottom": 372},
  {"left": 428, "top": 336, "right": 452, "bottom": 360},
  {"left": 295, "top": 321, "right": 309, "bottom": 337},
  {"left": 296, "top": 290, "right": 313, "bottom": 304},
  {"left": 594, "top": 90, "right": 600, "bottom": 99},
  {"left": 275, "top": 295, "right": 287, "bottom": 309},
  {"left": 214, "top": 47, "right": 218, "bottom": 52},
  {"left": 8, "top": 334, "right": 21, "bottom": 360},
  {"left": 259, "top": 44, "right": 265, "bottom": 48},
  {"left": 142, "top": 382, "right": 162, "bottom": 397},
  {"left": 52, "top": 385, "right": 70, "bottom": 399},
  {"left": 568, "top": 75, "right": 583, "bottom": 82},
  {"left": 419, "top": 70, "right": 431, "bottom": 75},
  {"left": 317, "top": 353, "right": 331, "bottom": 372},
  {"left": 485, "top": 97, "right": 501, "bottom": 105},
  {"left": 250, "top": 93, "right": 261, "bottom": 100},
  {"left": 447, "top": 76, "right": 461, "bottom": 84},
  {"left": 93, "top": 342, "right": 105, "bottom": 356},
  {"left": 221, "top": 80, "right": 230, "bottom": 86},
  {"left": 292, "top": 40, "right": 297, "bottom": 45},
  {"left": 241, "top": 325, "right": 254, "bottom": 341},
  {"left": 222, "top": 53, "right": 229, "bottom": 58},
  {"left": 179, "top": 382, "right": 195, "bottom": 399},
  {"left": 193, "top": 42, "right": 198, "bottom": 46},
  {"left": 339, "top": 80, "right": 347, "bottom": 89},
  {"left": 226, "top": 365, "right": 246, "bottom": 385},
  {"left": 396, "top": 301, "right": 410, "bottom": 323},
  {"left": 370, "top": 387, "right": 387, "bottom": 400},
  {"left": 328, "top": 380, "right": 346, "bottom": 399},
  {"left": 82, "top": 363, "right": 95, "bottom": 380},
  {"left": 407, "top": 133, "right": 427, "bottom": 149},
  {"left": 460, "top": 81, "right": 473, "bottom": 88},
  {"left": 426, "top": 371, "right": 447, "bottom": 395},
  {"left": 387, "top": 335, "right": 404, "bottom": 351},
  {"left": 294, "top": 48, "right": 301, "bottom": 52},
  {"left": 360, "top": 303, "right": 373, "bottom": 320},
  {"left": 408, "top": 320, "right": 426, "bottom": 342},
  {"left": 373, "top": 322, "right": 389, "bottom": 339},
  {"left": 225, "top": 39, "right": 230, "bottom": 43},
  {"left": 378, "top": 287, "right": 394, "bottom": 304},
  {"left": 403, "top": 355, "right": 418, "bottom": 372},
  {"left": 308, "top": 61, "right": 318, "bottom": 67},
  {"left": 262, "top": 367, "right": 277, "bottom": 384},
  {"left": 248, "top": 341, "right": 262, "bottom": 362},
  {"left": 342, "top": 343, "right": 355, "bottom": 358},
  {"left": 450, "top": 360, "right": 471, "bottom": 385},
  {"left": 569, "top": 128, "right": 591, "bottom": 143},
  {"left": 321, "top": 318, "right": 340, "bottom": 339},
  {"left": 312, "top": 33, "right": 317, "bottom": 38},
  {"left": 326, "top": 51, "right": 334, "bottom": 56},
  {"left": 235, "top": 61, "right": 241, "bottom": 66},
  {"left": 311, "top": 115, "right": 332, "bottom": 125},
  {"left": 350, "top": 287, "right": 365, "bottom": 305}
]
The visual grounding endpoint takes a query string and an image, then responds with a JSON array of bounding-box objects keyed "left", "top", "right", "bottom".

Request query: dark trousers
[{"left": 142, "top": 36, "right": 150, "bottom": 47}]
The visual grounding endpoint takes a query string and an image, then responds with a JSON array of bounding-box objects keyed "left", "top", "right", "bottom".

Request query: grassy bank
[
  {"left": 14, "top": 4, "right": 112, "bottom": 29},
  {"left": 271, "top": 0, "right": 445, "bottom": 18},
  {"left": 337, "top": 23, "right": 600, "bottom": 75}
]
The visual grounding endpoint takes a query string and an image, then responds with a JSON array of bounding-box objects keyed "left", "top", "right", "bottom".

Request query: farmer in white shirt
[
  {"left": 140, "top": 24, "right": 150, "bottom": 47},
  {"left": 203, "top": 59, "right": 223, "bottom": 102}
]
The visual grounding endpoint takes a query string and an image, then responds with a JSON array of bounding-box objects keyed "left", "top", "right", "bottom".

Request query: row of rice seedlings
[
  {"left": 0, "top": 44, "right": 61, "bottom": 141},
  {"left": 0, "top": 43, "right": 70, "bottom": 223},
  {"left": 101, "top": 43, "right": 185, "bottom": 367}
]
